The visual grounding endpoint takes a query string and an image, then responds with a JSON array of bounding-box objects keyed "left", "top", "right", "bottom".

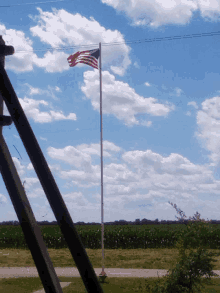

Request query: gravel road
[{"left": 1, "top": 267, "right": 220, "bottom": 279}]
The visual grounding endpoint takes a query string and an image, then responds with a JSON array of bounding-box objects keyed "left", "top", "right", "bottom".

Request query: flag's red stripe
[
  {"left": 68, "top": 56, "right": 98, "bottom": 69},
  {"left": 67, "top": 49, "right": 99, "bottom": 69},
  {"left": 69, "top": 59, "right": 98, "bottom": 69}
]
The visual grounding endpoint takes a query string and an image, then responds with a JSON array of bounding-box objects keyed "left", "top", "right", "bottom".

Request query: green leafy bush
[{"left": 150, "top": 202, "right": 220, "bottom": 293}]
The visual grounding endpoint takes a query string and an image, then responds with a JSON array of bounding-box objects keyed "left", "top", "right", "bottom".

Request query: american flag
[{"left": 67, "top": 48, "right": 100, "bottom": 69}]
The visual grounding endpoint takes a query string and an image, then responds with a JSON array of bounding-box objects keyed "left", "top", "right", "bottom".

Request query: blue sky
[{"left": 0, "top": 0, "right": 220, "bottom": 224}]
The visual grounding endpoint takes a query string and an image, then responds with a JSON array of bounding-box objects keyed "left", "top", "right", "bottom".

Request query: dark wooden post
[
  {"left": 0, "top": 36, "right": 64, "bottom": 293},
  {"left": 0, "top": 36, "right": 103, "bottom": 293},
  {"left": 0, "top": 35, "right": 4, "bottom": 136}
]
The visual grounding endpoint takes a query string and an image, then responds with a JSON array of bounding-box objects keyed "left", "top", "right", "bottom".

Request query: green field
[
  {"left": 0, "top": 223, "right": 220, "bottom": 250},
  {"left": 1, "top": 224, "right": 220, "bottom": 292}
]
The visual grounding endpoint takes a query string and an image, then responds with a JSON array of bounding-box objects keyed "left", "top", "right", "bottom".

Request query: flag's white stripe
[
  {"left": 77, "top": 57, "right": 98, "bottom": 63},
  {"left": 74, "top": 59, "right": 98, "bottom": 67},
  {"left": 74, "top": 56, "right": 98, "bottom": 68}
]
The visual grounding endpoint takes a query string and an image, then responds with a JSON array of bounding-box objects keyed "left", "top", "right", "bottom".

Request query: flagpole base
[{"left": 98, "top": 271, "right": 108, "bottom": 283}]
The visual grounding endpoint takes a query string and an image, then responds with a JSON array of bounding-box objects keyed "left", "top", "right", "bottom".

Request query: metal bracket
[
  {"left": 0, "top": 43, "right": 14, "bottom": 56},
  {"left": 0, "top": 36, "right": 14, "bottom": 128},
  {"left": 0, "top": 114, "right": 13, "bottom": 126}
]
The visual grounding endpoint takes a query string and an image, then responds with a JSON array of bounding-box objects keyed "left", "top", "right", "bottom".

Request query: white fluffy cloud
[
  {"left": 122, "top": 150, "right": 210, "bottom": 177},
  {"left": 12, "top": 157, "right": 26, "bottom": 177},
  {"left": 26, "top": 84, "right": 61, "bottom": 101},
  {"left": 47, "top": 145, "right": 93, "bottom": 172},
  {"left": 0, "top": 24, "right": 70, "bottom": 73},
  {"left": 134, "top": 61, "right": 140, "bottom": 68},
  {"left": 195, "top": 96, "right": 220, "bottom": 167},
  {"left": 46, "top": 141, "right": 124, "bottom": 188},
  {"left": 198, "top": 0, "right": 220, "bottom": 20},
  {"left": 175, "top": 87, "right": 183, "bottom": 97},
  {"left": 81, "top": 70, "right": 175, "bottom": 126},
  {"left": 101, "top": 0, "right": 220, "bottom": 28},
  {"left": 0, "top": 8, "right": 131, "bottom": 75},
  {"left": 29, "top": 140, "right": 220, "bottom": 219},
  {"left": 0, "top": 193, "right": 7, "bottom": 205},
  {"left": 188, "top": 101, "right": 198, "bottom": 109},
  {"left": 0, "top": 24, "right": 38, "bottom": 72},
  {"left": 7, "top": 133, "right": 220, "bottom": 221},
  {"left": 47, "top": 141, "right": 121, "bottom": 172},
  {"left": 46, "top": 140, "right": 215, "bottom": 196},
  {"left": 32, "top": 50, "right": 70, "bottom": 73},
  {"left": 29, "top": 8, "right": 131, "bottom": 75},
  {"left": 3, "top": 96, "right": 76, "bottom": 123}
]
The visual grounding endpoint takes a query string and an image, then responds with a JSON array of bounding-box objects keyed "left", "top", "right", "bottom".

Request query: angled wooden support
[
  {"left": 0, "top": 36, "right": 103, "bottom": 293},
  {"left": 0, "top": 133, "right": 65, "bottom": 293},
  {"left": 0, "top": 35, "right": 64, "bottom": 293}
]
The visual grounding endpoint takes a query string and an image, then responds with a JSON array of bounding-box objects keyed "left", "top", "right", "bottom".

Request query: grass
[
  {"left": 1, "top": 247, "right": 220, "bottom": 292},
  {"left": 4, "top": 276, "right": 220, "bottom": 293}
]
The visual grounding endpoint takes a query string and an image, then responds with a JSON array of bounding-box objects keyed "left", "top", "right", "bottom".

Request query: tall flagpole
[{"left": 99, "top": 42, "right": 106, "bottom": 278}]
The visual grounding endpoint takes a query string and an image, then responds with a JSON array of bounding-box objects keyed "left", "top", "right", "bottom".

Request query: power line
[
  {"left": 13, "top": 145, "right": 23, "bottom": 160},
  {"left": 12, "top": 30, "right": 220, "bottom": 54},
  {"left": 0, "top": 0, "right": 73, "bottom": 7}
]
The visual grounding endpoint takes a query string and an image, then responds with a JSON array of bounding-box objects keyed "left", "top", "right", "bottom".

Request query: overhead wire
[
  {"left": 2, "top": 2, "right": 220, "bottom": 135},
  {"left": 1, "top": 1, "right": 219, "bottom": 53},
  {"left": 0, "top": 0, "right": 73, "bottom": 7},
  {"left": 1, "top": 0, "right": 219, "bottom": 53},
  {"left": 3, "top": 29, "right": 219, "bottom": 134},
  {"left": 10, "top": 30, "right": 220, "bottom": 54}
]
